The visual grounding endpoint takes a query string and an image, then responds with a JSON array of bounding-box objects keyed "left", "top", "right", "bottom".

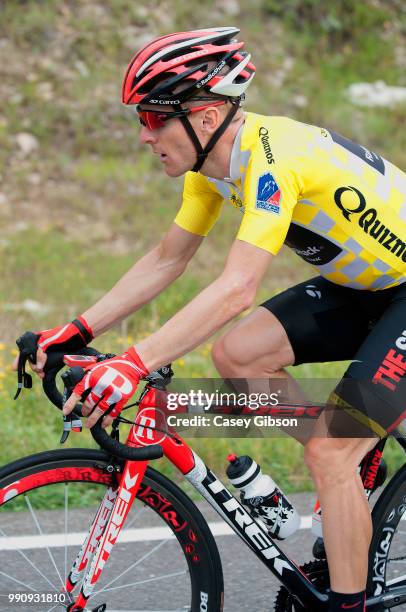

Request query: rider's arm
[
  {"left": 133, "top": 238, "right": 272, "bottom": 372},
  {"left": 83, "top": 223, "right": 204, "bottom": 336}
]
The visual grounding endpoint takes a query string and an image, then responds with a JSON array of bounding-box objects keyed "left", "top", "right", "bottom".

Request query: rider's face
[{"left": 138, "top": 107, "right": 199, "bottom": 177}]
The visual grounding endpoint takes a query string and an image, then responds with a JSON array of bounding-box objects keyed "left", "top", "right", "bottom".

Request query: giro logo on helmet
[
  {"left": 121, "top": 27, "right": 256, "bottom": 172},
  {"left": 148, "top": 99, "right": 181, "bottom": 105}
]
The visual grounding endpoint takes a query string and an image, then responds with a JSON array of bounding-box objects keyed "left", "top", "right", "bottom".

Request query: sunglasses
[{"left": 136, "top": 100, "right": 227, "bottom": 130}]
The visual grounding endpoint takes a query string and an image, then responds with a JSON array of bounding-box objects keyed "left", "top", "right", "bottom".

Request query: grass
[{"left": 0, "top": 1, "right": 405, "bottom": 502}]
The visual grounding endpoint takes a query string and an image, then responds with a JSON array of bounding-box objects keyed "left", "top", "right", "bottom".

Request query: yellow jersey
[{"left": 175, "top": 112, "right": 406, "bottom": 290}]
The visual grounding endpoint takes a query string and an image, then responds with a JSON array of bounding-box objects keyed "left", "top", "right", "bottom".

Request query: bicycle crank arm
[
  {"left": 67, "top": 603, "right": 106, "bottom": 612},
  {"left": 366, "top": 585, "right": 406, "bottom": 609}
]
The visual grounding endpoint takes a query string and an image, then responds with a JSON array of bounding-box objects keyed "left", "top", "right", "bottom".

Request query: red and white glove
[
  {"left": 64, "top": 347, "right": 149, "bottom": 427},
  {"left": 38, "top": 315, "right": 94, "bottom": 353},
  {"left": 13, "top": 315, "right": 94, "bottom": 378}
]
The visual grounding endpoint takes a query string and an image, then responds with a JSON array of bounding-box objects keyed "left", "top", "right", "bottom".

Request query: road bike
[{"left": 1, "top": 335, "right": 406, "bottom": 611}]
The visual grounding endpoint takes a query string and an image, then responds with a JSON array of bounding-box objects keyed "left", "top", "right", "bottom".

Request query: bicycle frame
[{"left": 64, "top": 382, "right": 406, "bottom": 611}]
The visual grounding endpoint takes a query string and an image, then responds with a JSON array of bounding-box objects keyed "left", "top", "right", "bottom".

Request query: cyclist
[{"left": 14, "top": 27, "right": 405, "bottom": 612}]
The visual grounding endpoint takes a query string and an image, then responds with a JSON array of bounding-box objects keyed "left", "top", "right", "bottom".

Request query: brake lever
[
  {"left": 14, "top": 331, "right": 38, "bottom": 399},
  {"left": 60, "top": 366, "right": 86, "bottom": 443}
]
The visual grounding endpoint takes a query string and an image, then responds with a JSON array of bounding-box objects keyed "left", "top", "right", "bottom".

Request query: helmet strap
[{"left": 178, "top": 99, "right": 241, "bottom": 173}]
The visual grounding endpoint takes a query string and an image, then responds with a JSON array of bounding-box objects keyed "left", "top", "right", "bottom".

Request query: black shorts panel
[
  {"left": 337, "top": 287, "right": 406, "bottom": 435},
  {"left": 261, "top": 278, "right": 406, "bottom": 435},
  {"left": 260, "top": 277, "right": 402, "bottom": 366}
]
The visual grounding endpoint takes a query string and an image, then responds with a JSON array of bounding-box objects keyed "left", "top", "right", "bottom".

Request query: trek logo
[
  {"left": 294, "top": 246, "right": 323, "bottom": 264},
  {"left": 259, "top": 127, "right": 275, "bottom": 164},
  {"left": 334, "top": 187, "right": 406, "bottom": 262},
  {"left": 256, "top": 172, "right": 281, "bottom": 214},
  {"left": 373, "top": 331, "right": 406, "bottom": 392},
  {"left": 88, "top": 466, "right": 140, "bottom": 588},
  {"left": 204, "top": 473, "right": 293, "bottom": 576},
  {"left": 70, "top": 488, "right": 116, "bottom": 584}
]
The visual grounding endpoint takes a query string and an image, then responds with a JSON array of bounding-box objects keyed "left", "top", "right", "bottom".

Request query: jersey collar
[{"left": 223, "top": 121, "right": 244, "bottom": 183}]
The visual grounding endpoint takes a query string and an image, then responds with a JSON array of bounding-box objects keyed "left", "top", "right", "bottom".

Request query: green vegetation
[{"left": 0, "top": 1, "right": 405, "bottom": 497}]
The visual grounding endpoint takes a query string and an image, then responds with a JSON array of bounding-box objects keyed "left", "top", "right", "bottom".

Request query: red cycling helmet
[{"left": 122, "top": 27, "right": 256, "bottom": 172}]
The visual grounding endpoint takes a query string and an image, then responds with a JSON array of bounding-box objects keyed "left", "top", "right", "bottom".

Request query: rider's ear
[{"left": 201, "top": 107, "right": 221, "bottom": 132}]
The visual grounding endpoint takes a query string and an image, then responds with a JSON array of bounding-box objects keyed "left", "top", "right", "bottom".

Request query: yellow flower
[
  {"left": 11, "top": 348, "right": 19, "bottom": 356},
  {"left": 0, "top": 343, "right": 5, "bottom": 351},
  {"left": 176, "top": 359, "right": 185, "bottom": 368}
]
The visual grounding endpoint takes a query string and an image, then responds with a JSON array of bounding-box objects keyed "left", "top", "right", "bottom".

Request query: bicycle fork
[{"left": 64, "top": 459, "right": 147, "bottom": 611}]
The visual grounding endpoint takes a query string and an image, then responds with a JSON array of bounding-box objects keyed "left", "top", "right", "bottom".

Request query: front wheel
[
  {"left": 367, "top": 463, "right": 406, "bottom": 611},
  {"left": 0, "top": 449, "right": 223, "bottom": 611}
]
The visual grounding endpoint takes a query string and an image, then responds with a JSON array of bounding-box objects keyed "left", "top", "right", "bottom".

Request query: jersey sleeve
[
  {"left": 237, "top": 151, "right": 302, "bottom": 254},
  {"left": 174, "top": 171, "right": 224, "bottom": 236}
]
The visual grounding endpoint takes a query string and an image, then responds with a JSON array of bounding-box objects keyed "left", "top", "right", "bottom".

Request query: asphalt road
[{"left": 0, "top": 490, "right": 404, "bottom": 612}]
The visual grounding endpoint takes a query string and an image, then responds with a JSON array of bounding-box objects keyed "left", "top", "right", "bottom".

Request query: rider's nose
[{"left": 139, "top": 126, "right": 156, "bottom": 145}]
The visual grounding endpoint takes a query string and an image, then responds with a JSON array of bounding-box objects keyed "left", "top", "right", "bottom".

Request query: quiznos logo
[
  {"left": 259, "top": 127, "right": 275, "bottom": 164},
  {"left": 334, "top": 186, "right": 406, "bottom": 262}
]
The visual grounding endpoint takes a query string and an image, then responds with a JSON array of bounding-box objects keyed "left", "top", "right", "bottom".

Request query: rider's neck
[{"left": 199, "top": 114, "right": 245, "bottom": 181}]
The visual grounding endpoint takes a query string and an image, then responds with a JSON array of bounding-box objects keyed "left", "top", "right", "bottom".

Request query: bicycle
[{"left": 1, "top": 334, "right": 406, "bottom": 611}]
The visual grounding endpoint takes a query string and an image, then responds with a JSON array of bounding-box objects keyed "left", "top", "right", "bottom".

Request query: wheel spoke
[
  {"left": 0, "top": 456, "right": 213, "bottom": 610},
  {"left": 25, "top": 495, "right": 64, "bottom": 589},
  {"left": 125, "top": 503, "right": 147, "bottom": 529},
  {"left": 97, "top": 569, "right": 187, "bottom": 593},
  {"left": 95, "top": 537, "right": 171, "bottom": 594},
  {"left": 0, "top": 569, "right": 38, "bottom": 591},
  {"left": 0, "top": 527, "right": 57, "bottom": 591}
]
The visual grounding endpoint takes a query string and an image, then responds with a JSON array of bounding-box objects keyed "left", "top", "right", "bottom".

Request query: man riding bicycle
[{"left": 15, "top": 27, "right": 406, "bottom": 612}]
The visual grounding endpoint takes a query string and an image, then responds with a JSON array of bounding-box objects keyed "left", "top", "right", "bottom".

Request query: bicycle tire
[
  {"left": 367, "top": 462, "right": 406, "bottom": 611},
  {"left": 0, "top": 448, "right": 223, "bottom": 612}
]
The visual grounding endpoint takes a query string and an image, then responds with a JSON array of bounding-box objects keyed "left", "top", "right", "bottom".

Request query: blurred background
[{"left": 0, "top": 0, "right": 405, "bottom": 488}]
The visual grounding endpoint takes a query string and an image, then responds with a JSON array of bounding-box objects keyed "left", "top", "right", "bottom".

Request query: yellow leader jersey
[{"left": 175, "top": 112, "right": 406, "bottom": 290}]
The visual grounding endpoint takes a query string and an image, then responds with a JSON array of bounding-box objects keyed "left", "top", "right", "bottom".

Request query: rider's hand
[
  {"left": 63, "top": 347, "right": 149, "bottom": 429},
  {"left": 12, "top": 315, "right": 93, "bottom": 379}
]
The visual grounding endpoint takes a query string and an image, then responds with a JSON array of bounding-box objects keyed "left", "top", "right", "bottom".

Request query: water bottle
[{"left": 226, "top": 454, "right": 300, "bottom": 540}]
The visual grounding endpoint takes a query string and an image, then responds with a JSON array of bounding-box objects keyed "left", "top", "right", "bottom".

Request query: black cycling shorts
[{"left": 261, "top": 277, "right": 406, "bottom": 436}]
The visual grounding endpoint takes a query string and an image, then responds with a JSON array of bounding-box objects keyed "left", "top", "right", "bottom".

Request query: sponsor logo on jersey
[
  {"left": 259, "top": 127, "right": 275, "bottom": 164},
  {"left": 256, "top": 172, "right": 281, "bottom": 214},
  {"left": 334, "top": 186, "right": 406, "bottom": 262},
  {"left": 305, "top": 284, "right": 322, "bottom": 299},
  {"left": 285, "top": 223, "right": 342, "bottom": 265},
  {"left": 329, "top": 130, "right": 385, "bottom": 175},
  {"left": 373, "top": 330, "right": 406, "bottom": 394},
  {"left": 229, "top": 193, "right": 244, "bottom": 211}
]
